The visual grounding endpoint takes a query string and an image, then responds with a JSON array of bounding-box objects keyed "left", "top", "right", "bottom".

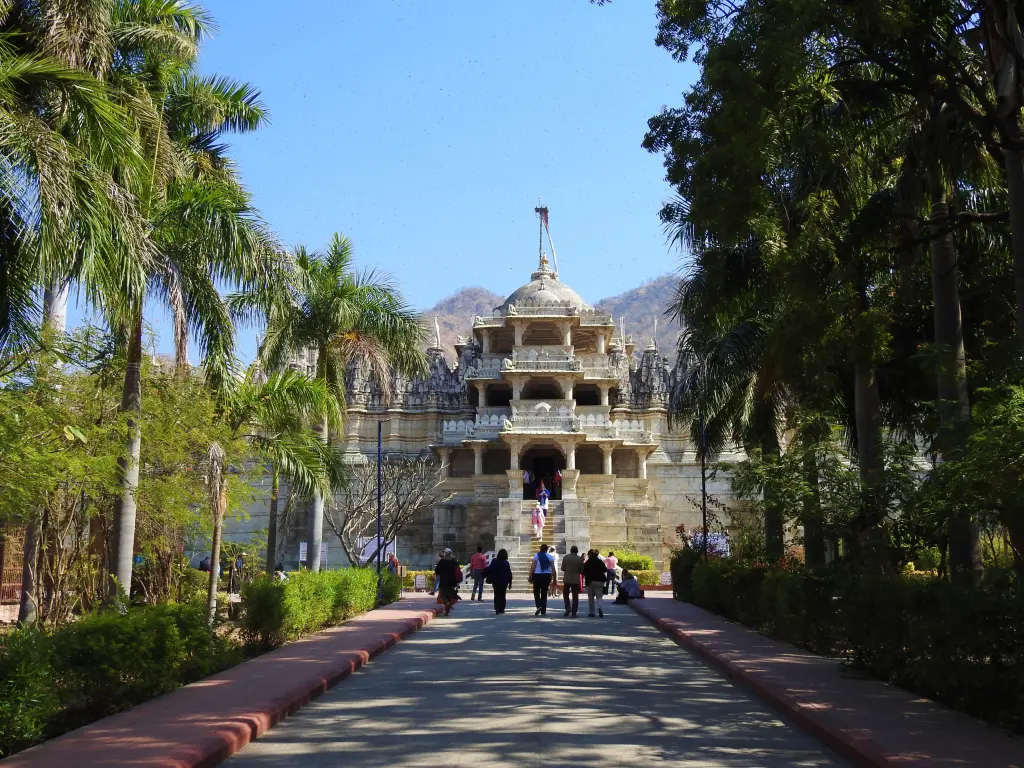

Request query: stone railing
[
  {"left": 440, "top": 419, "right": 475, "bottom": 444},
  {"left": 463, "top": 358, "right": 503, "bottom": 379},
  {"left": 475, "top": 408, "right": 511, "bottom": 436},
  {"left": 511, "top": 398, "right": 575, "bottom": 411},
  {"left": 578, "top": 407, "right": 616, "bottom": 439},
  {"left": 578, "top": 313, "right": 614, "bottom": 326},
  {"left": 508, "top": 414, "right": 580, "bottom": 433},
  {"left": 614, "top": 419, "right": 653, "bottom": 442},
  {"left": 503, "top": 358, "right": 582, "bottom": 373}
]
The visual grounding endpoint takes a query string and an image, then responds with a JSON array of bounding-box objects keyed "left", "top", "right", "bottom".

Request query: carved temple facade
[{"left": 322, "top": 251, "right": 739, "bottom": 574}]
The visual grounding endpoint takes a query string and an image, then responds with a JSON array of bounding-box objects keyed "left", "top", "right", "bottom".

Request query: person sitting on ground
[{"left": 615, "top": 569, "right": 645, "bottom": 604}]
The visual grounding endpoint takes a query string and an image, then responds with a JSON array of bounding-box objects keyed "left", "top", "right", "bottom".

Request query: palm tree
[
  {"left": 203, "top": 366, "right": 346, "bottom": 622},
  {"left": 669, "top": 237, "right": 794, "bottom": 561},
  {"left": 0, "top": 1, "right": 149, "bottom": 358},
  {"left": 259, "top": 235, "right": 428, "bottom": 571},
  {"left": 100, "top": 1, "right": 284, "bottom": 597}
]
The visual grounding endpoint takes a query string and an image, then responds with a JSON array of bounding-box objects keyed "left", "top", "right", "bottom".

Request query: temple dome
[{"left": 499, "top": 254, "right": 591, "bottom": 311}]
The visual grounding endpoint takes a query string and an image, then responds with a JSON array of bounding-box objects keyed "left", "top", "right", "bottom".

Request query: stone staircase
[{"left": 511, "top": 501, "right": 564, "bottom": 591}]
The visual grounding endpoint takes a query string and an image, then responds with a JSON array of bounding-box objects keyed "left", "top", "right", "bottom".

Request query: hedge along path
[
  {"left": 632, "top": 595, "right": 1023, "bottom": 768},
  {"left": 3, "top": 597, "right": 440, "bottom": 768}
]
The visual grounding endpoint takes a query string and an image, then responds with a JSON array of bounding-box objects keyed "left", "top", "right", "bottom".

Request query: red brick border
[
  {"left": 3, "top": 598, "right": 441, "bottom": 768},
  {"left": 631, "top": 599, "right": 1023, "bottom": 768}
]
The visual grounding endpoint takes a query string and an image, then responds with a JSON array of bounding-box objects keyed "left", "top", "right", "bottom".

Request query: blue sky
[{"left": 77, "top": 1, "right": 696, "bottom": 362}]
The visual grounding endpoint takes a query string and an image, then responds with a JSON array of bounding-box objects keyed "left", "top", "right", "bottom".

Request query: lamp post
[
  {"left": 376, "top": 419, "right": 383, "bottom": 608},
  {"left": 700, "top": 412, "right": 708, "bottom": 561}
]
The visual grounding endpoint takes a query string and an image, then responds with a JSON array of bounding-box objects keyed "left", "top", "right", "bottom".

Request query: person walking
[
  {"left": 483, "top": 548, "right": 513, "bottom": 614},
  {"left": 429, "top": 549, "right": 444, "bottom": 595},
  {"left": 469, "top": 545, "right": 488, "bottom": 602},
  {"left": 548, "top": 546, "right": 561, "bottom": 599},
  {"left": 530, "top": 543, "right": 556, "bottom": 616},
  {"left": 603, "top": 550, "right": 619, "bottom": 595},
  {"left": 560, "top": 545, "right": 584, "bottom": 617},
  {"left": 531, "top": 504, "right": 546, "bottom": 540},
  {"left": 536, "top": 480, "right": 550, "bottom": 511},
  {"left": 584, "top": 549, "right": 608, "bottom": 618},
  {"left": 434, "top": 548, "right": 461, "bottom": 616}
]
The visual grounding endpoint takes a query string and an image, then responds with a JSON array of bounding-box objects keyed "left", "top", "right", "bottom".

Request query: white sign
[
  {"left": 660, "top": 571, "right": 672, "bottom": 586},
  {"left": 299, "top": 541, "right": 307, "bottom": 562},
  {"left": 357, "top": 536, "right": 395, "bottom": 565},
  {"left": 414, "top": 574, "right": 427, "bottom": 590},
  {"left": 321, "top": 542, "right": 327, "bottom": 566}
]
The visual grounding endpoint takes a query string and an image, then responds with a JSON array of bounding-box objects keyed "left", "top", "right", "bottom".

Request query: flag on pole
[{"left": 535, "top": 205, "right": 549, "bottom": 231}]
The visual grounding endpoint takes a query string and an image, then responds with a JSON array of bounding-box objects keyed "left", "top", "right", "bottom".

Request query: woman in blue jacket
[{"left": 483, "top": 549, "right": 513, "bottom": 615}]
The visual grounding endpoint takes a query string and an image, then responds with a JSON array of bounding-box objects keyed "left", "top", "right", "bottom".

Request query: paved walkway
[
  {"left": 3, "top": 600, "right": 439, "bottom": 768},
  {"left": 229, "top": 595, "right": 846, "bottom": 767},
  {"left": 632, "top": 595, "right": 1023, "bottom": 768}
]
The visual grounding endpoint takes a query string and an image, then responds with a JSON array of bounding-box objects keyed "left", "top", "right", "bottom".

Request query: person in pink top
[
  {"left": 469, "top": 545, "right": 488, "bottom": 601},
  {"left": 603, "top": 551, "right": 619, "bottom": 595}
]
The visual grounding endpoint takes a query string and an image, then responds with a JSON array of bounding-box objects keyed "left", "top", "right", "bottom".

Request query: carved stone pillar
[
  {"left": 438, "top": 447, "right": 451, "bottom": 480},
  {"left": 600, "top": 386, "right": 610, "bottom": 406},
  {"left": 514, "top": 323, "right": 524, "bottom": 346},
  {"left": 566, "top": 444, "right": 576, "bottom": 470},
  {"left": 602, "top": 445, "right": 613, "bottom": 475},
  {"left": 636, "top": 448, "right": 647, "bottom": 479},
  {"left": 560, "top": 469, "right": 580, "bottom": 499},
  {"left": 472, "top": 443, "right": 484, "bottom": 476},
  {"left": 482, "top": 331, "right": 491, "bottom": 354},
  {"left": 597, "top": 333, "right": 606, "bottom": 354}
]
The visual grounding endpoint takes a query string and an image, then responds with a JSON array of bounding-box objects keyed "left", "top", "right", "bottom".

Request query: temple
[{"left": 315, "top": 227, "right": 737, "bottom": 575}]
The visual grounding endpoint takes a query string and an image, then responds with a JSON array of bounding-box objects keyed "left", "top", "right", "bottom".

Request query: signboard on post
[
  {"left": 320, "top": 542, "right": 327, "bottom": 566},
  {"left": 660, "top": 571, "right": 672, "bottom": 586},
  {"left": 414, "top": 574, "right": 427, "bottom": 591},
  {"left": 299, "top": 542, "right": 307, "bottom": 563}
]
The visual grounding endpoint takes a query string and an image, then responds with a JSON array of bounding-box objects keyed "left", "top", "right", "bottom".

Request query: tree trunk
[
  {"left": 111, "top": 312, "right": 144, "bottom": 598},
  {"left": 266, "top": 468, "right": 280, "bottom": 573},
  {"left": 17, "top": 518, "right": 40, "bottom": 625},
  {"left": 928, "top": 189, "right": 981, "bottom": 583},
  {"left": 1004, "top": 145, "right": 1024, "bottom": 349},
  {"left": 854, "top": 359, "right": 888, "bottom": 571},
  {"left": 42, "top": 282, "right": 69, "bottom": 334},
  {"left": 19, "top": 288, "right": 69, "bottom": 621},
  {"left": 802, "top": 451, "right": 826, "bottom": 570},
  {"left": 306, "top": 413, "right": 329, "bottom": 572},
  {"left": 762, "top": 439, "right": 785, "bottom": 562},
  {"left": 206, "top": 476, "right": 227, "bottom": 624}
]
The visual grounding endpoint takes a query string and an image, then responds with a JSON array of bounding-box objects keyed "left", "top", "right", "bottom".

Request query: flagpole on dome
[{"left": 534, "top": 201, "right": 559, "bottom": 275}]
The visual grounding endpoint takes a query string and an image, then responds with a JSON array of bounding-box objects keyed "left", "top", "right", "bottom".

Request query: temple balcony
[
  {"left": 502, "top": 356, "right": 582, "bottom": 374},
  {"left": 463, "top": 355, "right": 504, "bottom": 380}
]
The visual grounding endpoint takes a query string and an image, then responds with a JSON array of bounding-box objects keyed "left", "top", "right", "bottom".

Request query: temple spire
[{"left": 534, "top": 201, "right": 559, "bottom": 276}]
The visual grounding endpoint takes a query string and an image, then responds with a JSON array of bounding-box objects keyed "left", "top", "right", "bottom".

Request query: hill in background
[{"left": 421, "top": 275, "right": 680, "bottom": 360}]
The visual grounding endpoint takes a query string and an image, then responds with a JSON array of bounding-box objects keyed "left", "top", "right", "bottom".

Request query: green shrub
[
  {"left": 0, "top": 629, "right": 58, "bottom": 758},
  {"left": 615, "top": 550, "right": 655, "bottom": 571},
  {"left": 240, "top": 577, "right": 288, "bottom": 650},
  {"left": 49, "top": 603, "right": 238, "bottom": 731},
  {"left": 241, "top": 567, "right": 401, "bottom": 652},
  {"left": 0, "top": 603, "right": 239, "bottom": 758},
  {"left": 669, "top": 545, "right": 701, "bottom": 601},
  {"left": 681, "top": 558, "right": 1024, "bottom": 734},
  {"left": 633, "top": 570, "right": 660, "bottom": 586}
]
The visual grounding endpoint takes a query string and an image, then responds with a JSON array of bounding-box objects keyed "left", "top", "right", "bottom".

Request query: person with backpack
[
  {"left": 560, "top": 545, "right": 584, "bottom": 617},
  {"left": 530, "top": 543, "right": 556, "bottom": 616},
  {"left": 584, "top": 549, "right": 608, "bottom": 618},
  {"left": 434, "top": 548, "right": 462, "bottom": 616},
  {"left": 483, "top": 548, "right": 513, "bottom": 615}
]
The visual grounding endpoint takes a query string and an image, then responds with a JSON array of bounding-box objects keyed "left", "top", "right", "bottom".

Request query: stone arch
[
  {"left": 523, "top": 322, "right": 562, "bottom": 346},
  {"left": 521, "top": 377, "right": 564, "bottom": 400}
]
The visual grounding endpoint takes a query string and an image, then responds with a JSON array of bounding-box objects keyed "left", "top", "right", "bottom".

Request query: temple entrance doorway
[{"left": 520, "top": 446, "right": 565, "bottom": 501}]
